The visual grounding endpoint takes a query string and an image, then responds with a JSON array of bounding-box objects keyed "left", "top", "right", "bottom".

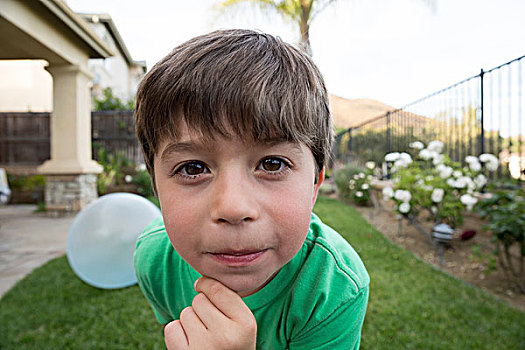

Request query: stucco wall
[{"left": 0, "top": 60, "right": 52, "bottom": 112}]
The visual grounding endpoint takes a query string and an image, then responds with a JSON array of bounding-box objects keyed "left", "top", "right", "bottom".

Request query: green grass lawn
[{"left": 1, "top": 196, "right": 524, "bottom": 349}]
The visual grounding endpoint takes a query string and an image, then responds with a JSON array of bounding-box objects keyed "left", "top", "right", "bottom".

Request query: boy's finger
[
  {"left": 164, "top": 320, "right": 189, "bottom": 350},
  {"left": 191, "top": 292, "right": 229, "bottom": 329},
  {"left": 179, "top": 306, "right": 207, "bottom": 341},
  {"left": 195, "top": 277, "right": 253, "bottom": 323}
]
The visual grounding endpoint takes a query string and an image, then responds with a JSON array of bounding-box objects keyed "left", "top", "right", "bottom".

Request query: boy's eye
[
  {"left": 260, "top": 157, "right": 288, "bottom": 172},
  {"left": 177, "top": 161, "right": 208, "bottom": 176}
]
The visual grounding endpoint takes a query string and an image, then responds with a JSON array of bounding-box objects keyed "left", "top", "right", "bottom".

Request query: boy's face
[{"left": 153, "top": 125, "right": 323, "bottom": 297}]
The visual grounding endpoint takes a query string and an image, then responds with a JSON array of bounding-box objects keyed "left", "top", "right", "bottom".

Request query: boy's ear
[{"left": 312, "top": 167, "right": 325, "bottom": 206}]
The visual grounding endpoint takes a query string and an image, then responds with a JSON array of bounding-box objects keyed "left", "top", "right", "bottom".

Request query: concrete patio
[{"left": 0, "top": 205, "right": 73, "bottom": 298}]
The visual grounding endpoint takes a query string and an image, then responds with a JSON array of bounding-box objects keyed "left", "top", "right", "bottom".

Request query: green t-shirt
[{"left": 134, "top": 213, "right": 370, "bottom": 349}]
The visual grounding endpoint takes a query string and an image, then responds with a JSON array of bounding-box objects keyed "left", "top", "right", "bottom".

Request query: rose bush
[
  {"left": 382, "top": 140, "right": 498, "bottom": 228},
  {"left": 347, "top": 161, "right": 376, "bottom": 206},
  {"left": 477, "top": 183, "right": 525, "bottom": 293}
]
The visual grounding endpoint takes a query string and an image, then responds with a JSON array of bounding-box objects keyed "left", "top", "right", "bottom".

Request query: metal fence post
[
  {"left": 386, "top": 112, "right": 391, "bottom": 153},
  {"left": 480, "top": 68, "right": 485, "bottom": 155},
  {"left": 347, "top": 128, "right": 352, "bottom": 153}
]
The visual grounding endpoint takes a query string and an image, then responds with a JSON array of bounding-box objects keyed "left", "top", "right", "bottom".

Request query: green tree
[{"left": 93, "top": 87, "right": 134, "bottom": 111}]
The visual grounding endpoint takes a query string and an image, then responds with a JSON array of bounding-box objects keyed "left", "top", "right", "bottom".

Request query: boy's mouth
[{"left": 208, "top": 249, "right": 268, "bottom": 267}]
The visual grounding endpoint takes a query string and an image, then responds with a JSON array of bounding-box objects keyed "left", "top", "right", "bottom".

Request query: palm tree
[
  {"left": 215, "top": 0, "right": 436, "bottom": 56},
  {"left": 215, "top": 0, "right": 340, "bottom": 56}
]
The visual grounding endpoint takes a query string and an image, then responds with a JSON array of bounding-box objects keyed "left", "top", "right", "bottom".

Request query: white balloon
[{"left": 67, "top": 193, "right": 161, "bottom": 289}]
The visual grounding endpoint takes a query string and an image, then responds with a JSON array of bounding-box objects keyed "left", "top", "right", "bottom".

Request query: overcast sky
[{"left": 66, "top": 0, "right": 525, "bottom": 108}]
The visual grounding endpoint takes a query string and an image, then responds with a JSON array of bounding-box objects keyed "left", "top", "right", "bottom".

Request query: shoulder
[
  {"left": 305, "top": 213, "right": 370, "bottom": 294},
  {"left": 286, "top": 213, "right": 370, "bottom": 343},
  {"left": 134, "top": 216, "right": 172, "bottom": 270},
  {"left": 134, "top": 216, "right": 181, "bottom": 287}
]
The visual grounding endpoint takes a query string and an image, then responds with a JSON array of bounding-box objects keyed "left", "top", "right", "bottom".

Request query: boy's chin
[{"left": 214, "top": 271, "right": 279, "bottom": 297}]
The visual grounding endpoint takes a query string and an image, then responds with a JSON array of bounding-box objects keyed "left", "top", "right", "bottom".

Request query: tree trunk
[{"left": 299, "top": 0, "right": 313, "bottom": 56}]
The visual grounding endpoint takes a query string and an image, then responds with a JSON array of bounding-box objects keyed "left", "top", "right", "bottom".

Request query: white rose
[
  {"left": 419, "top": 149, "right": 433, "bottom": 160},
  {"left": 394, "top": 189, "right": 412, "bottom": 203},
  {"left": 432, "top": 154, "right": 445, "bottom": 166},
  {"left": 431, "top": 188, "right": 444, "bottom": 203},
  {"left": 359, "top": 172, "right": 366, "bottom": 179},
  {"left": 474, "top": 174, "right": 487, "bottom": 189},
  {"left": 431, "top": 206, "right": 438, "bottom": 214},
  {"left": 427, "top": 140, "right": 444, "bottom": 153},
  {"left": 425, "top": 175, "right": 434, "bottom": 181},
  {"left": 356, "top": 191, "right": 363, "bottom": 198},
  {"left": 382, "top": 186, "right": 394, "bottom": 199},
  {"left": 479, "top": 153, "right": 499, "bottom": 172},
  {"left": 460, "top": 194, "right": 478, "bottom": 211},
  {"left": 453, "top": 170, "right": 462, "bottom": 178},
  {"left": 393, "top": 153, "right": 413, "bottom": 170},
  {"left": 446, "top": 178, "right": 456, "bottom": 187},
  {"left": 454, "top": 177, "right": 468, "bottom": 189},
  {"left": 465, "top": 156, "right": 478, "bottom": 164},
  {"left": 438, "top": 165, "right": 453, "bottom": 179},
  {"left": 366, "top": 161, "right": 376, "bottom": 169},
  {"left": 349, "top": 184, "right": 355, "bottom": 190},
  {"left": 362, "top": 183, "right": 370, "bottom": 190},
  {"left": 486, "top": 161, "right": 498, "bottom": 172},
  {"left": 385, "top": 152, "right": 400, "bottom": 162},
  {"left": 124, "top": 175, "right": 133, "bottom": 183},
  {"left": 399, "top": 202, "right": 411, "bottom": 214},
  {"left": 479, "top": 153, "right": 497, "bottom": 163},
  {"left": 137, "top": 163, "right": 147, "bottom": 171},
  {"left": 409, "top": 141, "right": 425, "bottom": 149},
  {"left": 353, "top": 174, "right": 359, "bottom": 180},
  {"left": 469, "top": 160, "right": 482, "bottom": 172},
  {"left": 465, "top": 177, "right": 476, "bottom": 193},
  {"left": 399, "top": 152, "right": 412, "bottom": 163}
]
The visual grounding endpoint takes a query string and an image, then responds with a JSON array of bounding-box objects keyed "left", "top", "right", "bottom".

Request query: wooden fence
[{"left": 0, "top": 110, "right": 142, "bottom": 166}]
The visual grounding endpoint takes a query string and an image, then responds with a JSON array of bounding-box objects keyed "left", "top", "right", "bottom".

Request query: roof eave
[{"left": 41, "top": 0, "right": 114, "bottom": 59}]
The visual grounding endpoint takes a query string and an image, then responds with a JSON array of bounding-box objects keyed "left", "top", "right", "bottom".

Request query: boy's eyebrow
[{"left": 159, "top": 141, "right": 212, "bottom": 162}]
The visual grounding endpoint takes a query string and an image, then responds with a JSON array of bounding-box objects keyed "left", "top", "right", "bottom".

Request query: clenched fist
[{"left": 164, "top": 277, "right": 257, "bottom": 349}]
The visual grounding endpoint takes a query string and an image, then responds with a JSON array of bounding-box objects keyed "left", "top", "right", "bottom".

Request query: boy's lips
[{"left": 207, "top": 249, "right": 268, "bottom": 267}]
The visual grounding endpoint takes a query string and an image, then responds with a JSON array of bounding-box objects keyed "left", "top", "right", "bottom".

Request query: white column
[
  {"left": 38, "top": 64, "right": 102, "bottom": 174},
  {"left": 38, "top": 64, "right": 102, "bottom": 212}
]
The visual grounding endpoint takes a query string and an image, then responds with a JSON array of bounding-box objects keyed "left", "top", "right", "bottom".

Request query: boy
[{"left": 134, "top": 29, "right": 369, "bottom": 349}]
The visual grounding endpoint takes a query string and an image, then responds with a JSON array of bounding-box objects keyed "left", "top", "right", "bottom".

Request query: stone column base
[{"left": 44, "top": 174, "right": 98, "bottom": 214}]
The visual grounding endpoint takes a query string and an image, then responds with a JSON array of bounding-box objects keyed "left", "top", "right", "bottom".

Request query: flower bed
[{"left": 338, "top": 139, "right": 524, "bottom": 295}]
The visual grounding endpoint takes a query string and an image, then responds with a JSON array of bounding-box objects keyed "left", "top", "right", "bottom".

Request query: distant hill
[
  {"left": 329, "top": 95, "right": 396, "bottom": 129},
  {"left": 329, "top": 94, "right": 430, "bottom": 131}
]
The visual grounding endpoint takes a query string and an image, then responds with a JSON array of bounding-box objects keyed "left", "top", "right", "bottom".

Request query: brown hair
[{"left": 135, "top": 29, "right": 333, "bottom": 189}]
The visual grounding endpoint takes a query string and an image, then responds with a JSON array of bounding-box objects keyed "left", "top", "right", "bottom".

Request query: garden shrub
[
  {"left": 93, "top": 87, "right": 134, "bottom": 111},
  {"left": 477, "top": 182, "right": 525, "bottom": 293},
  {"left": 133, "top": 166, "right": 155, "bottom": 198},
  {"left": 94, "top": 143, "right": 132, "bottom": 194},
  {"left": 334, "top": 163, "right": 368, "bottom": 203},
  {"left": 6, "top": 174, "right": 45, "bottom": 204}
]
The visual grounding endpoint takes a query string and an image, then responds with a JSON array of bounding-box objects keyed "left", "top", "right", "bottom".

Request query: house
[
  {"left": 0, "top": 11, "right": 145, "bottom": 112},
  {"left": 78, "top": 13, "right": 146, "bottom": 103},
  {"left": 0, "top": 0, "right": 114, "bottom": 212}
]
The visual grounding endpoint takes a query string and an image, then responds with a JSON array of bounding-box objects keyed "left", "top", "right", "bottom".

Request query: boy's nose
[{"left": 210, "top": 170, "right": 260, "bottom": 225}]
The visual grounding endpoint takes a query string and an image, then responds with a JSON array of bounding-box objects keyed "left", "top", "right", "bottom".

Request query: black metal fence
[
  {"left": 0, "top": 110, "right": 141, "bottom": 166},
  {"left": 334, "top": 54, "right": 525, "bottom": 181}
]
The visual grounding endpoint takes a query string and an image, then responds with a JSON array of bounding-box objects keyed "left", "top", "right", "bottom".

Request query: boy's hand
[{"left": 164, "top": 277, "right": 257, "bottom": 350}]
